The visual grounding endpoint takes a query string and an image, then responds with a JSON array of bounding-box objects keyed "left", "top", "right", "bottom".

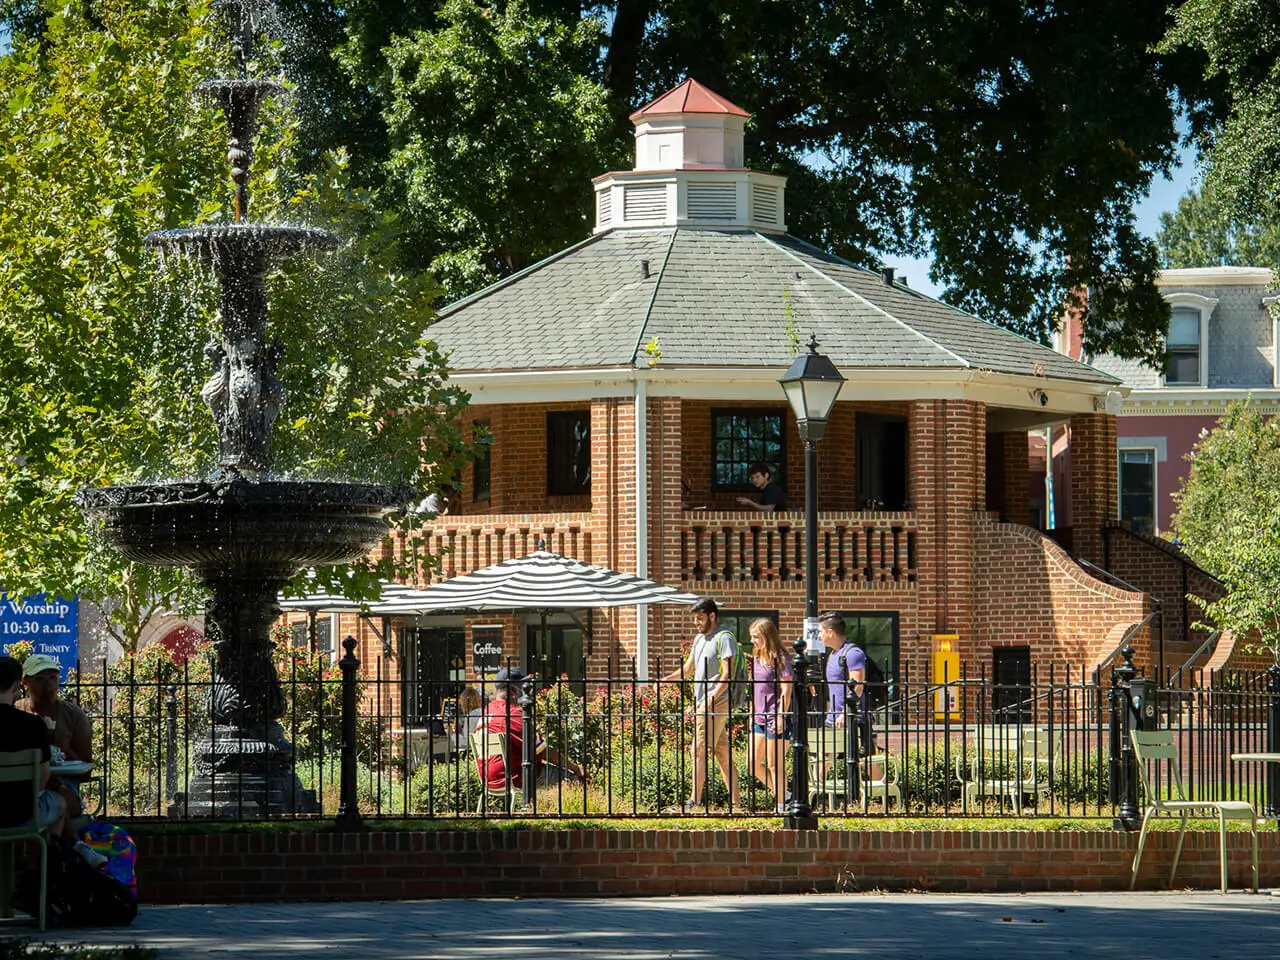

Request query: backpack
[
  {"left": 721, "top": 629, "right": 751, "bottom": 714},
  {"left": 79, "top": 821, "right": 138, "bottom": 897},
  {"left": 46, "top": 824, "right": 139, "bottom": 927}
]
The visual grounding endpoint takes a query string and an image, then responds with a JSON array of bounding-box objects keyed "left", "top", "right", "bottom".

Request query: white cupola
[{"left": 593, "top": 79, "right": 786, "bottom": 233}]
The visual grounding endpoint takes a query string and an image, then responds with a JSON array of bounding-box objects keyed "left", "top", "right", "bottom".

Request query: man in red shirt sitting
[{"left": 475, "top": 667, "right": 584, "bottom": 792}]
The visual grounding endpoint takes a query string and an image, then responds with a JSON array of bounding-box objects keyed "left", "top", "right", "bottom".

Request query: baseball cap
[
  {"left": 22, "top": 654, "right": 60, "bottom": 679},
  {"left": 493, "top": 666, "right": 527, "bottom": 690}
]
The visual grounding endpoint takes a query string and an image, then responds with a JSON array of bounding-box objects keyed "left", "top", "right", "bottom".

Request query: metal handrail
[
  {"left": 1091, "top": 608, "right": 1163, "bottom": 684},
  {"left": 1167, "top": 629, "right": 1222, "bottom": 689},
  {"left": 1073, "top": 553, "right": 1144, "bottom": 594}
]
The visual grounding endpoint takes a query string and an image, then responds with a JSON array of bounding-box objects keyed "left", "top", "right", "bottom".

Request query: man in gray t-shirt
[{"left": 658, "top": 598, "right": 740, "bottom": 810}]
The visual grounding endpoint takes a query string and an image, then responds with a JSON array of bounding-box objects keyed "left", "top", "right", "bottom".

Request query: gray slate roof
[
  {"left": 1086, "top": 354, "right": 1163, "bottom": 389},
  {"left": 430, "top": 228, "right": 1118, "bottom": 386}
]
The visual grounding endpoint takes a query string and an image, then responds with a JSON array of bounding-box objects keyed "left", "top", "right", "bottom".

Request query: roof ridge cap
[
  {"left": 778, "top": 236, "right": 1119, "bottom": 384},
  {"left": 759, "top": 233, "right": 970, "bottom": 368},
  {"left": 630, "top": 229, "right": 679, "bottom": 366}
]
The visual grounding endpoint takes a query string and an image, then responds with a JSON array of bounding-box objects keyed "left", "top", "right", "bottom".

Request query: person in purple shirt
[
  {"left": 813, "top": 612, "right": 869, "bottom": 796},
  {"left": 821, "top": 611, "right": 866, "bottom": 727},
  {"left": 747, "top": 618, "right": 792, "bottom": 812}
]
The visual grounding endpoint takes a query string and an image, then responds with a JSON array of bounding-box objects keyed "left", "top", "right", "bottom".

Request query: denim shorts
[
  {"left": 18, "top": 789, "right": 63, "bottom": 831},
  {"left": 752, "top": 722, "right": 792, "bottom": 741}
]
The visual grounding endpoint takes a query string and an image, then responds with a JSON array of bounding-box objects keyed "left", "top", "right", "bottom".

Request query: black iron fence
[{"left": 57, "top": 641, "right": 1280, "bottom": 824}]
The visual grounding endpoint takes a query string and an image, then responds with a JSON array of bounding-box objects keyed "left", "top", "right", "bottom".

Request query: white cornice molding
[
  {"left": 1121, "top": 388, "right": 1280, "bottom": 416},
  {"left": 451, "top": 366, "right": 1116, "bottom": 413},
  {"left": 1157, "top": 267, "right": 1273, "bottom": 287}
]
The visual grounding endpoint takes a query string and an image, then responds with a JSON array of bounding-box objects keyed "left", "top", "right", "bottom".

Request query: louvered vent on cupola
[
  {"left": 751, "top": 183, "right": 780, "bottom": 226},
  {"left": 687, "top": 181, "right": 738, "bottom": 221},
  {"left": 623, "top": 184, "right": 667, "bottom": 221},
  {"left": 596, "top": 190, "right": 613, "bottom": 226}
]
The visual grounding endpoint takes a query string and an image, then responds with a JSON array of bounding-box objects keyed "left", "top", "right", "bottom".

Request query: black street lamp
[{"left": 778, "top": 334, "right": 845, "bottom": 829}]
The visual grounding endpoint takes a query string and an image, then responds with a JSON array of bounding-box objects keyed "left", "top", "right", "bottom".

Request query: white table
[
  {"left": 51, "top": 759, "right": 102, "bottom": 818},
  {"left": 391, "top": 728, "right": 452, "bottom": 774}
]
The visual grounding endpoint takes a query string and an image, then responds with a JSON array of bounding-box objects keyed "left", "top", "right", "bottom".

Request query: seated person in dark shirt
[
  {"left": 0, "top": 655, "right": 66, "bottom": 837},
  {"left": 736, "top": 461, "right": 787, "bottom": 512}
]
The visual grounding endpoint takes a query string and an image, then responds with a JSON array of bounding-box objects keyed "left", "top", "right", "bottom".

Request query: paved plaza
[{"left": 11, "top": 891, "right": 1280, "bottom": 958}]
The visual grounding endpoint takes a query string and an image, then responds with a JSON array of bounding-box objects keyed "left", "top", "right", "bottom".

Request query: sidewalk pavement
[{"left": 9, "top": 891, "right": 1280, "bottom": 958}]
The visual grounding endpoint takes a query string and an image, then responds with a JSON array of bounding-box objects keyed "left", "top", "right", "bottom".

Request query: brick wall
[
  {"left": 1069, "top": 413, "right": 1118, "bottom": 568},
  {"left": 456, "top": 402, "right": 595, "bottom": 515},
  {"left": 680, "top": 399, "right": 911, "bottom": 513},
  {"left": 132, "top": 827, "right": 1277, "bottom": 901},
  {"left": 985, "top": 431, "right": 1030, "bottom": 525},
  {"left": 1101, "top": 522, "right": 1225, "bottom": 672},
  {"left": 976, "top": 518, "right": 1149, "bottom": 674},
  {"left": 278, "top": 394, "right": 1136, "bottom": 683}
]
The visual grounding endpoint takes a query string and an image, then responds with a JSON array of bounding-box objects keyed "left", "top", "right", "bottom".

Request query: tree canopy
[
  {"left": 1161, "top": 0, "right": 1280, "bottom": 221},
  {"left": 0, "top": 0, "right": 469, "bottom": 650},
  {"left": 1157, "top": 184, "right": 1280, "bottom": 270},
  {"left": 245, "top": 0, "right": 1215, "bottom": 364},
  {"left": 1173, "top": 403, "right": 1280, "bottom": 664}
]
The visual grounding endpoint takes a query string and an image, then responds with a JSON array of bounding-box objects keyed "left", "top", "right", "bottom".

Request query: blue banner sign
[{"left": 0, "top": 593, "right": 79, "bottom": 675}]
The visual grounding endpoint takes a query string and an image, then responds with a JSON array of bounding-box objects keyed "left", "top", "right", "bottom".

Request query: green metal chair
[
  {"left": 469, "top": 728, "right": 516, "bottom": 814},
  {"left": 806, "top": 726, "right": 900, "bottom": 811},
  {"left": 0, "top": 749, "right": 50, "bottom": 931},
  {"left": 1129, "top": 729, "right": 1258, "bottom": 893}
]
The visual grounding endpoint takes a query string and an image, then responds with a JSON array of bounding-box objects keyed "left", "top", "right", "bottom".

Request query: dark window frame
[
  {"left": 829, "top": 610, "right": 901, "bottom": 721},
  {"left": 718, "top": 609, "right": 780, "bottom": 648},
  {"left": 711, "top": 409, "right": 786, "bottom": 492},
  {"left": 472, "top": 419, "right": 491, "bottom": 501},
  {"left": 546, "top": 410, "right": 591, "bottom": 496},
  {"left": 1165, "top": 306, "right": 1202, "bottom": 385},
  {"left": 1118, "top": 447, "right": 1156, "bottom": 536}
]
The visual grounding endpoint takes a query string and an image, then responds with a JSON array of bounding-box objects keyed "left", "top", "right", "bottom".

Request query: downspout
[
  {"left": 629, "top": 232, "right": 674, "bottom": 681},
  {"left": 635, "top": 375, "right": 649, "bottom": 680}
]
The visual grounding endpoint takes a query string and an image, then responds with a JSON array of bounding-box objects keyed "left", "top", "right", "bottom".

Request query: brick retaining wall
[{"left": 132, "top": 828, "right": 1277, "bottom": 902}]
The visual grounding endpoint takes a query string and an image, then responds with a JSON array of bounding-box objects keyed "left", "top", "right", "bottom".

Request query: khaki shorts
[{"left": 692, "top": 697, "right": 729, "bottom": 754}]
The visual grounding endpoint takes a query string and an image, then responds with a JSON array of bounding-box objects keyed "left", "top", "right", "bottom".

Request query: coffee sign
[{"left": 472, "top": 625, "right": 503, "bottom": 674}]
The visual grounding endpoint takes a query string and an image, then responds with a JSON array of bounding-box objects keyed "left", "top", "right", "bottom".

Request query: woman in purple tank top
[{"left": 748, "top": 618, "right": 793, "bottom": 813}]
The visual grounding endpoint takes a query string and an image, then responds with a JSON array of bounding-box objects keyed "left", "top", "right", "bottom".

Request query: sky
[{"left": 889, "top": 142, "right": 1202, "bottom": 300}]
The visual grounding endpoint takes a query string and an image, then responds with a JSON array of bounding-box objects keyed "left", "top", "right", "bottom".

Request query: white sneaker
[{"left": 74, "top": 841, "right": 108, "bottom": 870}]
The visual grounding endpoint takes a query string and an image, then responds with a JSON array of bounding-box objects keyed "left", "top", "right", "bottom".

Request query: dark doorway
[
  {"left": 527, "top": 623, "right": 585, "bottom": 692},
  {"left": 405, "top": 627, "right": 466, "bottom": 727},
  {"left": 856, "top": 413, "right": 908, "bottom": 510},
  {"left": 993, "top": 646, "right": 1032, "bottom": 722}
]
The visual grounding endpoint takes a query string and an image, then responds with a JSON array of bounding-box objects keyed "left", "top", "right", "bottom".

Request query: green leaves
[
  {"left": 0, "top": 0, "right": 469, "bottom": 645},
  {"left": 1173, "top": 402, "right": 1280, "bottom": 664},
  {"left": 1157, "top": 183, "right": 1280, "bottom": 270},
  {"left": 371, "top": 0, "right": 623, "bottom": 299}
]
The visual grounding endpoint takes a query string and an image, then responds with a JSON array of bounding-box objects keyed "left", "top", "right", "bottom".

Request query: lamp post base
[{"left": 783, "top": 813, "right": 819, "bottom": 830}]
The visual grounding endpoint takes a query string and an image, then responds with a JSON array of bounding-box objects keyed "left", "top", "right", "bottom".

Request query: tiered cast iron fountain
[{"left": 76, "top": 0, "right": 411, "bottom": 815}]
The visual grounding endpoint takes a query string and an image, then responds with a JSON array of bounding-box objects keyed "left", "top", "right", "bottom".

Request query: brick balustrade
[
  {"left": 679, "top": 512, "right": 917, "bottom": 585},
  {"left": 393, "top": 513, "right": 593, "bottom": 583},
  {"left": 132, "top": 827, "right": 1274, "bottom": 902}
]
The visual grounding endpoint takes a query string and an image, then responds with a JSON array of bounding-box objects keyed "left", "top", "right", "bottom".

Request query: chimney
[{"left": 880, "top": 266, "right": 896, "bottom": 286}]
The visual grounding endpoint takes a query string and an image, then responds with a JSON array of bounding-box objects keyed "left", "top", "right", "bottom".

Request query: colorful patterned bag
[{"left": 79, "top": 821, "right": 138, "bottom": 896}]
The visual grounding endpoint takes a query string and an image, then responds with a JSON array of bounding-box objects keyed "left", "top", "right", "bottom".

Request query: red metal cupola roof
[{"left": 628, "top": 78, "right": 751, "bottom": 121}]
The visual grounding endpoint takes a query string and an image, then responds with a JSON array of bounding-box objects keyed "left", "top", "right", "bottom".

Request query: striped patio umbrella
[
  {"left": 367, "top": 550, "right": 698, "bottom": 613},
  {"left": 277, "top": 580, "right": 415, "bottom": 613}
]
